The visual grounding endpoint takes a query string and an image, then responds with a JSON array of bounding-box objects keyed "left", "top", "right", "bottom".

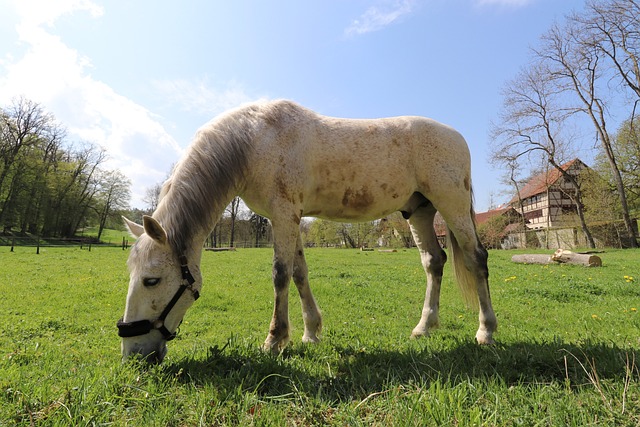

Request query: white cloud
[
  {"left": 345, "top": 0, "right": 417, "bottom": 36},
  {"left": 1, "top": 1, "right": 268, "bottom": 208},
  {"left": 152, "top": 77, "right": 265, "bottom": 118},
  {"left": 0, "top": 0, "right": 185, "bottom": 207}
]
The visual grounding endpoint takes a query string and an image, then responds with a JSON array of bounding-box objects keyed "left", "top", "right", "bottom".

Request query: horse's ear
[
  {"left": 122, "top": 216, "right": 144, "bottom": 238},
  {"left": 142, "top": 215, "right": 168, "bottom": 245}
]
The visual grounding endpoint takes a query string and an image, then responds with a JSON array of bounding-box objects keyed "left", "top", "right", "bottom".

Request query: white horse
[{"left": 118, "top": 100, "right": 497, "bottom": 363}]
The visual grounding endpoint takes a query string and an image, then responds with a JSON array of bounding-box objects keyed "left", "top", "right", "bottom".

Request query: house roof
[
  {"left": 509, "top": 159, "right": 584, "bottom": 204},
  {"left": 475, "top": 206, "right": 514, "bottom": 225},
  {"left": 434, "top": 206, "right": 523, "bottom": 237}
]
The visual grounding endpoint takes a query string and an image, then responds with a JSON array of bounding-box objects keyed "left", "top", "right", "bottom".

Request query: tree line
[
  {"left": 0, "top": 97, "right": 131, "bottom": 240},
  {"left": 491, "top": 0, "right": 640, "bottom": 248}
]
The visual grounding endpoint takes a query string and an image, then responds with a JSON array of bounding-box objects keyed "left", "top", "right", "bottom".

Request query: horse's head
[{"left": 118, "top": 216, "right": 201, "bottom": 363}]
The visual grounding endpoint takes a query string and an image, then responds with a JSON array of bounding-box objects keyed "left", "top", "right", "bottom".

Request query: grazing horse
[{"left": 118, "top": 100, "right": 496, "bottom": 363}]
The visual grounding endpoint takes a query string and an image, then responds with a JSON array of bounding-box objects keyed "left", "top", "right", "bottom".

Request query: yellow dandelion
[
  {"left": 631, "top": 308, "right": 638, "bottom": 312},
  {"left": 591, "top": 314, "right": 600, "bottom": 320}
]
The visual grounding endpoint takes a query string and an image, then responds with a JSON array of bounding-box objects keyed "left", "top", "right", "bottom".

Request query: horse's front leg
[
  {"left": 292, "top": 235, "right": 322, "bottom": 343},
  {"left": 263, "top": 221, "right": 297, "bottom": 354}
]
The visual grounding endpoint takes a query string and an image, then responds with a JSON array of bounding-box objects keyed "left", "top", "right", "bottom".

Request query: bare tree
[
  {"left": 491, "top": 62, "right": 596, "bottom": 248},
  {"left": 504, "top": 157, "right": 529, "bottom": 241},
  {"left": 143, "top": 182, "right": 163, "bottom": 213},
  {"left": 225, "top": 196, "right": 242, "bottom": 247},
  {"left": 580, "top": 0, "right": 640, "bottom": 99},
  {"left": 535, "top": 17, "right": 638, "bottom": 247}
]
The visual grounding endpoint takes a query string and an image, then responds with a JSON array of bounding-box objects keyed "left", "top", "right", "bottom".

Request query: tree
[
  {"left": 378, "top": 212, "right": 414, "bottom": 248},
  {"left": 250, "top": 213, "right": 270, "bottom": 247},
  {"left": 490, "top": 62, "right": 596, "bottom": 248},
  {"left": 477, "top": 214, "right": 510, "bottom": 250},
  {"left": 612, "top": 117, "right": 640, "bottom": 212},
  {"left": 225, "top": 196, "right": 242, "bottom": 247},
  {"left": 93, "top": 170, "right": 131, "bottom": 240},
  {"left": 0, "top": 97, "right": 65, "bottom": 229},
  {"left": 43, "top": 143, "right": 106, "bottom": 237},
  {"left": 143, "top": 182, "right": 162, "bottom": 213},
  {"left": 491, "top": 0, "right": 640, "bottom": 248},
  {"left": 535, "top": 11, "right": 638, "bottom": 246},
  {"left": 0, "top": 98, "right": 129, "bottom": 238},
  {"left": 306, "top": 219, "right": 341, "bottom": 247},
  {"left": 337, "top": 221, "right": 377, "bottom": 248},
  {"left": 579, "top": 0, "right": 640, "bottom": 100}
]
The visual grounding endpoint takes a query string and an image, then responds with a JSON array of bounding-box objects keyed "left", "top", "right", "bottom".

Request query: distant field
[
  {"left": 83, "top": 227, "right": 131, "bottom": 245},
  {"left": 0, "top": 227, "right": 132, "bottom": 248},
  {"left": 0, "top": 247, "right": 638, "bottom": 425}
]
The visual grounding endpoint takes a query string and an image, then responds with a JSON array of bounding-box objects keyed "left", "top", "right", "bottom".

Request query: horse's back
[{"left": 241, "top": 101, "right": 472, "bottom": 222}]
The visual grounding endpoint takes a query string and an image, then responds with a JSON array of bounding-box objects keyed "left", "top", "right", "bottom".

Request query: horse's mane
[{"left": 153, "top": 101, "right": 277, "bottom": 255}]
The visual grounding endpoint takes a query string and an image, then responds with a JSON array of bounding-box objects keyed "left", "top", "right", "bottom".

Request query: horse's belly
[{"left": 302, "top": 182, "right": 412, "bottom": 222}]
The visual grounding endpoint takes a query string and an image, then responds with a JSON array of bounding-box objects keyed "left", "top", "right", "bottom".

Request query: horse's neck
[
  {"left": 155, "top": 188, "right": 236, "bottom": 261},
  {"left": 157, "top": 109, "right": 255, "bottom": 257}
]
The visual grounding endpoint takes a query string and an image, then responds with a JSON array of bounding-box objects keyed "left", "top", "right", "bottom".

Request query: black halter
[{"left": 117, "top": 255, "right": 200, "bottom": 341}]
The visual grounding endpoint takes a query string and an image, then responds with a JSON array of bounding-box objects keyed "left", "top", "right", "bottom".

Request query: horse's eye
[{"left": 143, "top": 278, "right": 161, "bottom": 287}]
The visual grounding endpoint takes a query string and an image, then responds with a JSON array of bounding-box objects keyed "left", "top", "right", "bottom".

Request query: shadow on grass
[{"left": 165, "top": 338, "right": 637, "bottom": 402}]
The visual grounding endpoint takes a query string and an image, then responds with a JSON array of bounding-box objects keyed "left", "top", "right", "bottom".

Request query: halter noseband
[{"left": 117, "top": 255, "right": 200, "bottom": 341}]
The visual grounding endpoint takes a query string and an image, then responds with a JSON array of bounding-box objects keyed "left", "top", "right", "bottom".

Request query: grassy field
[{"left": 0, "top": 246, "right": 638, "bottom": 426}]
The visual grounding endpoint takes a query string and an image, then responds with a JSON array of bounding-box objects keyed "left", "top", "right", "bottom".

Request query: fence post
[
  {"left": 36, "top": 236, "right": 40, "bottom": 255},
  {"left": 10, "top": 237, "right": 15, "bottom": 252}
]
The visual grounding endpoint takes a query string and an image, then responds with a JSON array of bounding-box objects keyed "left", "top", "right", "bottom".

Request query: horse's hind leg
[
  {"left": 292, "top": 235, "right": 322, "bottom": 343},
  {"left": 447, "top": 218, "right": 497, "bottom": 345},
  {"left": 408, "top": 203, "right": 447, "bottom": 338}
]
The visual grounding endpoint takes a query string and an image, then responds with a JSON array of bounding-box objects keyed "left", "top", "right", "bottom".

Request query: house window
[{"left": 524, "top": 209, "right": 543, "bottom": 220}]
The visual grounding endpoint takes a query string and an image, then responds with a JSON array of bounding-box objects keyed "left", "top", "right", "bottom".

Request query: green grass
[
  {"left": 0, "top": 246, "right": 638, "bottom": 425},
  {"left": 81, "top": 227, "right": 132, "bottom": 245}
]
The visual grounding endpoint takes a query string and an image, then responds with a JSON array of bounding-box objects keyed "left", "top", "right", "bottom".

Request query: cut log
[
  {"left": 511, "top": 254, "right": 552, "bottom": 265},
  {"left": 551, "top": 249, "right": 602, "bottom": 267},
  {"left": 511, "top": 249, "right": 602, "bottom": 267}
]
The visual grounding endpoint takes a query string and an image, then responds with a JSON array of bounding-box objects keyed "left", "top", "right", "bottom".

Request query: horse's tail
[{"left": 446, "top": 192, "right": 480, "bottom": 310}]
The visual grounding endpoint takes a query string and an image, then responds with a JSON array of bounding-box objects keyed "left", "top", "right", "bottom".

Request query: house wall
[{"left": 518, "top": 164, "right": 582, "bottom": 230}]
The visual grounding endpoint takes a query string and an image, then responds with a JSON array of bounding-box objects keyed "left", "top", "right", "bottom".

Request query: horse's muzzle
[{"left": 121, "top": 338, "right": 168, "bottom": 364}]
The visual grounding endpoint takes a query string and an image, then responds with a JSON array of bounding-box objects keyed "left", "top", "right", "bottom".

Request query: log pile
[{"left": 511, "top": 249, "right": 602, "bottom": 267}]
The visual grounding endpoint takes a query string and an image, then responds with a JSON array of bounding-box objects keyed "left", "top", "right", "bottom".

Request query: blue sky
[{"left": 0, "top": 0, "right": 587, "bottom": 211}]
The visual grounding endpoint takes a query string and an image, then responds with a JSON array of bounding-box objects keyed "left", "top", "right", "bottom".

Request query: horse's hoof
[
  {"left": 302, "top": 334, "right": 320, "bottom": 344},
  {"left": 410, "top": 328, "right": 429, "bottom": 339},
  {"left": 262, "top": 335, "right": 289, "bottom": 354},
  {"left": 475, "top": 330, "right": 495, "bottom": 345}
]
